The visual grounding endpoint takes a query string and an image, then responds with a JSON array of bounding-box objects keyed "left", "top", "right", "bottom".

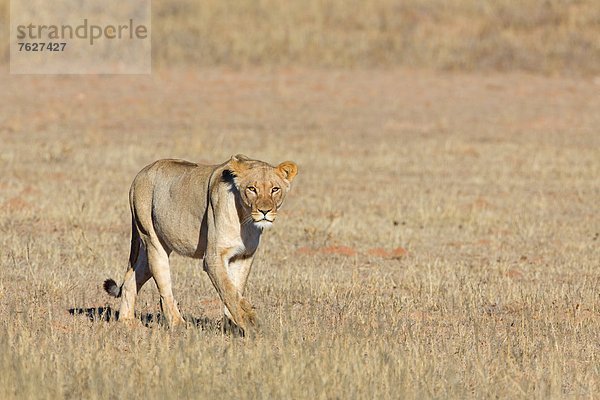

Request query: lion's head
[{"left": 228, "top": 154, "right": 298, "bottom": 229}]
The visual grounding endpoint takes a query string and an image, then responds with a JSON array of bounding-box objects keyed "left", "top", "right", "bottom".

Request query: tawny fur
[{"left": 103, "top": 154, "right": 297, "bottom": 333}]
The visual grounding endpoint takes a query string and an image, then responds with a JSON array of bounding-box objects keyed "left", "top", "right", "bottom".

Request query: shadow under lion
[{"left": 68, "top": 306, "right": 233, "bottom": 334}]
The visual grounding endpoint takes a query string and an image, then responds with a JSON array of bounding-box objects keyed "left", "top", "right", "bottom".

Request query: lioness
[{"left": 103, "top": 154, "right": 298, "bottom": 333}]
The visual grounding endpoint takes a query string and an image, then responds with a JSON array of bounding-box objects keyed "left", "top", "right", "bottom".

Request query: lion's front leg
[
  {"left": 119, "top": 249, "right": 151, "bottom": 322},
  {"left": 203, "top": 254, "right": 256, "bottom": 334},
  {"left": 223, "top": 255, "right": 257, "bottom": 335},
  {"left": 228, "top": 255, "right": 255, "bottom": 296}
]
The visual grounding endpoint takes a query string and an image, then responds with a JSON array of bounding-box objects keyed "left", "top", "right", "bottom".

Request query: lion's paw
[{"left": 239, "top": 298, "right": 257, "bottom": 327}]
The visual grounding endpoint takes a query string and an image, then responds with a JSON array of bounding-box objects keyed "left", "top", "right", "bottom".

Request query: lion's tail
[{"left": 103, "top": 279, "right": 122, "bottom": 298}]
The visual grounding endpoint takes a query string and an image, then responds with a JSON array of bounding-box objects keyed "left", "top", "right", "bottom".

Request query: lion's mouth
[
  {"left": 254, "top": 219, "right": 273, "bottom": 229},
  {"left": 252, "top": 212, "right": 275, "bottom": 223},
  {"left": 253, "top": 216, "right": 274, "bottom": 223},
  {"left": 252, "top": 213, "right": 274, "bottom": 228}
]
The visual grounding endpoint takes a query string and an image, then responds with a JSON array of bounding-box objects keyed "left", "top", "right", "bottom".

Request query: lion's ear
[
  {"left": 277, "top": 161, "right": 298, "bottom": 182},
  {"left": 232, "top": 154, "right": 251, "bottom": 162},
  {"left": 229, "top": 154, "right": 251, "bottom": 175}
]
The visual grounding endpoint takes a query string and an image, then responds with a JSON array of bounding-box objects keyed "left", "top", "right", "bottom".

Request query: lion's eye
[
  {"left": 271, "top": 187, "right": 280, "bottom": 193},
  {"left": 247, "top": 186, "right": 257, "bottom": 193}
]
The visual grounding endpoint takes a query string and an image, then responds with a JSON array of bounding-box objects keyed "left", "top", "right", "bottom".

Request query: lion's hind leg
[
  {"left": 146, "top": 242, "right": 185, "bottom": 328},
  {"left": 118, "top": 248, "right": 151, "bottom": 321}
]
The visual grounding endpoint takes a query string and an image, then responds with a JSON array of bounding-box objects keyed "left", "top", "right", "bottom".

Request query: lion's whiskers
[{"left": 241, "top": 215, "right": 255, "bottom": 226}]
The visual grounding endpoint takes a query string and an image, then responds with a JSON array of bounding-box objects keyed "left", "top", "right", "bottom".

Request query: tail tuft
[{"left": 103, "top": 279, "right": 122, "bottom": 298}]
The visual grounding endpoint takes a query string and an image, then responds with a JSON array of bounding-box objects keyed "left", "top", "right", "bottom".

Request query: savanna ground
[{"left": 1, "top": 1, "right": 600, "bottom": 399}]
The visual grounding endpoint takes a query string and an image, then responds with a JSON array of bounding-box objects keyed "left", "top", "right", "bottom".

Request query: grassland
[
  {"left": 2, "top": 0, "right": 600, "bottom": 74},
  {"left": 1, "top": 0, "right": 599, "bottom": 398},
  {"left": 0, "top": 68, "right": 598, "bottom": 398}
]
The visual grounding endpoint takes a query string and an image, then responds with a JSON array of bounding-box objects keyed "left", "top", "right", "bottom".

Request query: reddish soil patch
[
  {"left": 367, "top": 247, "right": 389, "bottom": 257},
  {"left": 390, "top": 247, "right": 408, "bottom": 258},
  {"left": 2, "top": 196, "right": 32, "bottom": 211},
  {"left": 367, "top": 247, "right": 408, "bottom": 259},
  {"left": 320, "top": 246, "right": 357, "bottom": 256},
  {"left": 506, "top": 268, "right": 524, "bottom": 279},
  {"left": 296, "top": 246, "right": 317, "bottom": 255}
]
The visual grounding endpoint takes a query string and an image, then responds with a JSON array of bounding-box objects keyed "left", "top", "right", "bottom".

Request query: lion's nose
[{"left": 258, "top": 208, "right": 271, "bottom": 217}]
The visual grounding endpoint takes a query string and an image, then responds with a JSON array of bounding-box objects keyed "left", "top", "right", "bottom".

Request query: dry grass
[
  {"left": 0, "top": 68, "right": 599, "bottom": 398},
  {"left": 2, "top": 0, "right": 600, "bottom": 74}
]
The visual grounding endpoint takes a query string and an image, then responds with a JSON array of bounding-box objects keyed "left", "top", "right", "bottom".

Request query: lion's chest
[{"left": 214, "top": 219, "right": 261, "bottom": 261}]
